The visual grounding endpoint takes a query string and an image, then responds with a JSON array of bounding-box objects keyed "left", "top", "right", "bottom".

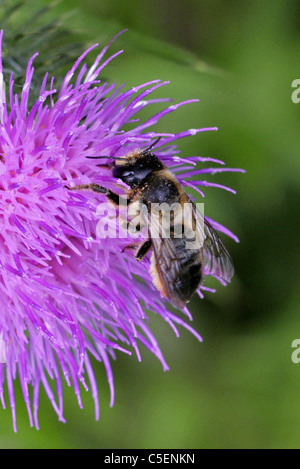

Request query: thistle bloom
[{"left": 0, "top": 30, "right": 243, "bottom": 431}]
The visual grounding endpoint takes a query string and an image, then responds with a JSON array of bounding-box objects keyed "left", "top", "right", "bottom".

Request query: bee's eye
[
  {"left": 122, "top": 170, "right": 134, "bottom": 177},
  {"left": 112, "top": 166, "right": 134, "bottom": 180}
]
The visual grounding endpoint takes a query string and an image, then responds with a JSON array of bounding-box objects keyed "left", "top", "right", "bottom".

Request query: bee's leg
[
  {"left": 118, "top": 217, "right": 142, "bottom": 233},
  {"left": 66, "top": 183, "right": 126, "bottom": 206},
  {"left": 121, "top": 239, "right": 152, "bottom": 260},
  {"left": 135, "top": 239, "right": 152, "bottom": 261},
  {"left": 121, "top": 242, "right": 139, "bottom": 254}
]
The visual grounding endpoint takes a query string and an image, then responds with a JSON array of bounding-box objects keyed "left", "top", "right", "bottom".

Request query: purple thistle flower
[{"left": 0, "top": 29, "right": 244, "bottom": 431}]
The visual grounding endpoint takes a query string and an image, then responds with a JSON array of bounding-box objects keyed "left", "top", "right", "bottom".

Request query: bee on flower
[{"left": 0, "top": 29, "right": 243, "bottom": 431}]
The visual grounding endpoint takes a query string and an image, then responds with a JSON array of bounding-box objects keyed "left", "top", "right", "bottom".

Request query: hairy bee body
[
  {"left": 72, "top": 141, "right": 234, "bottom": 308},
  {"left": 150, "top": 234, "right": 203, "bottom": 308},
  {"left": 110, "top": 146, "right": 233, "bottom": 308},
  {"left": 130, "top": 168, "right": 203, "bottom": 308}
]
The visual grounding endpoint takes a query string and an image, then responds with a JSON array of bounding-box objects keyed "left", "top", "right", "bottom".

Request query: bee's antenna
[
  {"left": 142, "top": 137, "right": 162, "bottom": 154},
  {"left": 86, "top": 137, "right": 162, "bottom": 160},
  {"left": 86, "top": 155, "right": 119, "bottom": 160}
]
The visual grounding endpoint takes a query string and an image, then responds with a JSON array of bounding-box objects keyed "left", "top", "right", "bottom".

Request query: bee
[{"left": 67, "top": 139, "right": 234, "bottom": 308}]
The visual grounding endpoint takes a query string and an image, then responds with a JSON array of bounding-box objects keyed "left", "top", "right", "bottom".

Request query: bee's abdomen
[{"left": 172, "top": 239, "right": 203, "bottom": 306}]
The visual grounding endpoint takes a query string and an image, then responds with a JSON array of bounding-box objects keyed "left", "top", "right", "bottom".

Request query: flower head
[{"left": 0, "top": 30, "right": 243, "bottom": 431}]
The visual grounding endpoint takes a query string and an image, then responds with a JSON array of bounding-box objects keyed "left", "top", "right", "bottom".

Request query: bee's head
[
  {"left": 112, "top": 149, "right": 164, "bottom": 188},
  {"left": 86, "top": 138, "right": 164, "bottom": 188}
]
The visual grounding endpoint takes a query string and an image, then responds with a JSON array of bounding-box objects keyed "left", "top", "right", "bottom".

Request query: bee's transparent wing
[
  {"left": 149, "top": 201, "right": 205, "bottom": 308},
  {"left": 149, "top": 214, "right": 187, "bottom": 308},
  {"left": 191, "top": 199, "right": 234, "bottom": 282}
]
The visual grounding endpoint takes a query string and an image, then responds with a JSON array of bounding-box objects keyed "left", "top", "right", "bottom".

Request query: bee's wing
[
  {"left": 148, "top": 208, "right": 188, "bottom": 308},
  {"left": 150, "top": 234, "right": 186, "bottom": 309},
  {"left": 191, "top": 199, "right": 234, "bottom": 282}
]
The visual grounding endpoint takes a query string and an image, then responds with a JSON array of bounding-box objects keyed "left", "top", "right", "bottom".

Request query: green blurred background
[{"left": 0, "top": 0, "right": 299, "bottom": 449}]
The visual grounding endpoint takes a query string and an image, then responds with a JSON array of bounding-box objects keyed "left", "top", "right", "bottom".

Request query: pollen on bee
[{"left": 118, "top": 149, "right": 141, "bottom": 162}]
